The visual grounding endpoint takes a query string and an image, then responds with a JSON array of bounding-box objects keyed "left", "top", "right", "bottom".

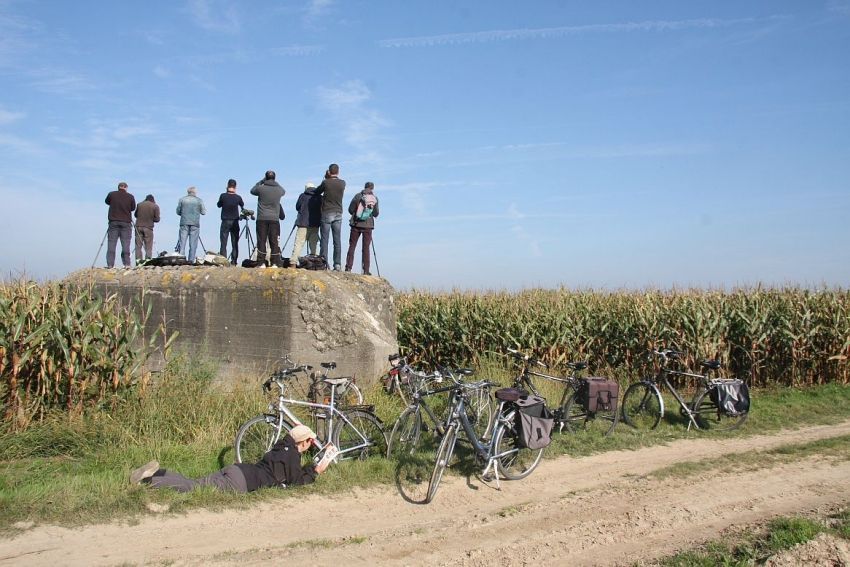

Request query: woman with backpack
[{"left": 344, "top": 182, "right": 379, "bottom": 275}]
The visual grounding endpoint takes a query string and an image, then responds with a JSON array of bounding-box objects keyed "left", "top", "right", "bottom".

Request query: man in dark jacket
[
  {"left": 250, "top": 170, "right": 286, "bottom": 267},
  {"left": 129, "top": 425, "right": 328, "bottom": 493},
  {"left": 315, "top": 163, "right": 346, "bottom": 270},
  {"left": 134, "top": 194, "right": 160, "bottom": 264},
  {"left": 290, "top": 182, "right": 322, "bottom": 266},
  {"left": 104, "top": 181, "right": 136, "bottom": 268},
  {"left": 345, "top": 182, "right": 379, "bottom": 275},
  {"left": 217, "top": 179, "right": 244, "bottom": 265}
]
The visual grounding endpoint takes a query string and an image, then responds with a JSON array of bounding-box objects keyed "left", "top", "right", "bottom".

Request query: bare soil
[{"left": 2, "top": 421, "right": 850, "bottom": 566}]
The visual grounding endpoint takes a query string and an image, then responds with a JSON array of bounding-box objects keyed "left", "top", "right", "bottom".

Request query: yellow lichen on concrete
[
  {"left": 311, "top": 280, "right": 327, "bottom": 292},
  {"left": 180, "top": 272, "right": 196, "bottom": 284},
  {"left": 161, "top": 273, "right": 172, "bottom": 286}
]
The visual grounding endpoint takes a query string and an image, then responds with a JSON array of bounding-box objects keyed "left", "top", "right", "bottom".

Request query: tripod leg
[
  {"left": 371, "top": 239, "right": 381, "bottom": 278},
  {"left": 91, "top": 227, "right": 110, "bottom": 269}
]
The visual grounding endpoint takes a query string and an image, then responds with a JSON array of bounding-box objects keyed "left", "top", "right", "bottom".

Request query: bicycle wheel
[
  {"left": 467, "top": 386, "right": 495, "bottom": 439},
  {"left": 426, "top": 424, "right": 458, "bottom": 504},
  {"left": 338, "top": 382, "right": 364, "bottom": 407},
  {"left": 387, "top": 406, "right": 422, "bottom": 458},
  {"left": 691, "top": 387, "right": 749, "bottom": 431},
  {"left": 562, "top": 390, "right": 618, "bottom": 436},
  {"left": 234, "top": 414, "right": 290, "bottom": 464},
  {"left": 493, "top": 416, "right": 544, "bottom": 480},
  {"left": 621, "top": 382, "right": 663, "bottom": 430},
  {"left": 332, "top": 409, "right": 388, "bottom": 460}
]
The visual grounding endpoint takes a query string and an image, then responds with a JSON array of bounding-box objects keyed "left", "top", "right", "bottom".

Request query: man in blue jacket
[
  {"left": 176, "top": 186, "right": 206, "bottom": 263},
  {"left": 290, "top": 182, "right": 322, "bottom": 266}
]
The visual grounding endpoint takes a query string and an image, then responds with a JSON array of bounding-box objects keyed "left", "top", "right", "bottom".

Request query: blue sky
[{"left": 0, "top": 0, "right": 848, "bottom": 290}]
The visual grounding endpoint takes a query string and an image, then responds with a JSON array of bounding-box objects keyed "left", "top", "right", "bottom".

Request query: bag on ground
[
  {"left": 581, "top": 378, "right": 620, "bottom": 413},
  {"left": 514, "top": 394, "right": 554, "bottom": 450},
  {"left": 297, "top": 254, "right": 327, "bottom": 271},
  {"left": 709, "top": 379, "right": 750, "bottom": 416}
]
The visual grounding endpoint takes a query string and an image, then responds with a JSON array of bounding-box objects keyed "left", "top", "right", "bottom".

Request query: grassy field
[{"left": 2, "top": 355, "right": 850, "bottom": 533}]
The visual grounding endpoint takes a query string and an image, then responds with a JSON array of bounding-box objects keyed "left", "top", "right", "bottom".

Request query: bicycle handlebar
[{"left": 505, "top": 347, "right": 548, "bottom": 368}]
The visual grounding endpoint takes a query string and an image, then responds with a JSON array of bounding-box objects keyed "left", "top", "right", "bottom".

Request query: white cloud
[
  {"left": 304, "top": 0, "right": 333, "bottom": 24},
  {"left": 185, "top": 0, "right": 240, "bottom": 33},
  {"left": 270, "top": 45, "right": 325, "bottom": 56},
  {"left": 378, "top": 16, "right": 785, "bottom": 48},
  {"left": 153, "top": 65, "right": 171, "bottom": 78},
  {"left": 28, "top": 67, "right": 95, "bottom": 95},
  {"left": 0, "top": 132, "right": 44, "bottom": 155},
  {"left": 0, "top": 107, "right": 25, "bottom": 124},
  {"left": 315, "top": 80, "right": 392, "bottom": 166}
]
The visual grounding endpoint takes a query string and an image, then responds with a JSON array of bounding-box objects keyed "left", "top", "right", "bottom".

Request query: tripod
[{"left": 239, "top": 217, "right": 257, "bottom": 261}]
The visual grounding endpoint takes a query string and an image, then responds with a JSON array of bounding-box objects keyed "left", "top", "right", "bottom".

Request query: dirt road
[{"left": 2, "top": 421, "right": 850, "bottom": 566}]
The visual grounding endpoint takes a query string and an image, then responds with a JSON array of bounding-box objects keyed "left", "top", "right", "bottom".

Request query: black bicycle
[
  {"left": 621, "top": 348, "right": 749, "bottom": 431},
  {"left": 507, "top": 348, "right": 618, "bottom": 436}
]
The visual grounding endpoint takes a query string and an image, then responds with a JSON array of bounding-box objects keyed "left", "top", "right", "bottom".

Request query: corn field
[
  {"left": 0, "top": 280, "right": 168, "bottom": 430},
  {"left": 397, "top": 287, "right": 850, "bottom": 387}
]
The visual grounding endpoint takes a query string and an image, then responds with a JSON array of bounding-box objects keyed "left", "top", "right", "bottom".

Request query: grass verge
[
  {"left": 1, "top": 356, "right": 850, "bottom": 533},
  {"left": 655, "top": 507, "right": 850, "bottom": 566}
]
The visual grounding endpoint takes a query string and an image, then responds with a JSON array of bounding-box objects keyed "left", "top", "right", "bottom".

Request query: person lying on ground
[{"left": 129, "top": 425, "right": 328, "bottom": 493}]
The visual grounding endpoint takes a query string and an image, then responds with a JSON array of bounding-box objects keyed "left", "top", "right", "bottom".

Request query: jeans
[
  {"left": 256, "top": 220, "right": 281, "bottom": 265},
  {"left": 106, "top": 221, "right": 132, "bottom": 268},
  {"left": 291, "top": 226, "right": 319, "bottom": 260},
  {"left": 320, "top": 212, "right": 343, "bottom": 270},
  {"left": 134, "top": 226, "right": 154, "bottom": 262},
  {"left": 177, "top": 224, "right": 200, "bottom": 262},
  {"left": 219, "top": 219, "right": 240, "bottom": 264},
  {"left": 345, "top": 227, "right": 373, "bottom": 273}
]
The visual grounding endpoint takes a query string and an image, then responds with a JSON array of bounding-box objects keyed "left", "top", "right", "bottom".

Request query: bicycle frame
[
  {"left": 644, "top": 367, "right": 712, "bottom": 430},
  {"left": 268, "top": 379, "right": 376, "bottom": 459},
  {"left": 443, "top": 387, "right": 517, "bottom": 485}
]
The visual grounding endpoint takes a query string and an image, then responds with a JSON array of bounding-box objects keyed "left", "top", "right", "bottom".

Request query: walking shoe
[
  {"left": 363, "top": 271, "right": 372, "bottom": 276},
  {"left": 130, "top": 460, "right": 160, "bottom": 485}
]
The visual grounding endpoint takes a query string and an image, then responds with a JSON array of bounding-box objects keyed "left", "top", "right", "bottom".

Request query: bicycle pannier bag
[
  {"left": 582, "top": 378, "right": 620, "bottom": 413},
  {"left": 709, "top": 379, "right": 750, "bottom": 416},
  {"left": 514, "top": 395, "right": 554, "bottom": 450}
]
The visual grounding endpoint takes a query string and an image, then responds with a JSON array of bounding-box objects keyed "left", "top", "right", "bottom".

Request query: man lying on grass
[{"left": 129, "top": 425, "right": 329, "bottom": 493}]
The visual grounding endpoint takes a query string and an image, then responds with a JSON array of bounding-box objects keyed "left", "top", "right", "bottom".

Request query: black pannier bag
[
  {"left": 582, "top": 378, "right": 620, "bottom": 413},
  {"left": 709, "top": 379, "right": 750, "bottom": 416},
  {"left": 514, "top": 394, "right": 554, "bottom": 450},
  {"left": 298, "top": 254, "right": 328, "bottom": 271}
]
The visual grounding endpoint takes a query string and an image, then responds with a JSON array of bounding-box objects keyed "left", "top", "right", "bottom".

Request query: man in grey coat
[
  {"left": 134, "top": 194, "right": 160, "bottom": 264},
  {"left": 176, "top": 186, "right": 206, "bottom": 263},
  {"left": 250, "top": 170, "right": 286, "bottom": 267}
]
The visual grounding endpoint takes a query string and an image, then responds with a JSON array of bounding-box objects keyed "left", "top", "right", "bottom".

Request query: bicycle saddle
[
  {"left": 700, "top": 359, "right": 721, "bottom": 370},
  {"left": 322, "top": 377, "right": 350, "bottom": 386},
  {"left": 568, "top": 361, "right": 588, "bottom": 371},
  {"left": 455, "top": 368, "right": 474, "bottom": 376},
  {"left": 321, "top": 361, "right": 337, "bottom": 370}
]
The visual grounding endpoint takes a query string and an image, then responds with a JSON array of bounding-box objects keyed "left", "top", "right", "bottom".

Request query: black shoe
[{"left": 363, "top": 271, "right": 372, "bottom": 276}]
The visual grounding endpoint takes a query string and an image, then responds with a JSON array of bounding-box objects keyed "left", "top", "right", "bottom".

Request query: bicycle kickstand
[{"left": 481, "top": 459, "right": 501, "bottom": 490}]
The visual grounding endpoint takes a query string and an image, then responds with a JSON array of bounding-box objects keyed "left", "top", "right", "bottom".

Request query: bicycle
[
  {"left": 621, "top": 348, "right": 749, "bottom": 431},
  {"left": 234, "top": 363, "right": 387, "bottom": 465},
  {"left": 386, "top": 362, "right": 495, "bottom": 458},
  {"left": 507, "top": 347, "right": 618, "bottom": 437},
  {"left": 424, "top": 371, "right": 546, "bottom": 504}
]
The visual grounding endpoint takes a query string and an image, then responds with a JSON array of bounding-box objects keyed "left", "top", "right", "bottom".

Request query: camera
[{"left": 240, "top": 208, "right": 255, "bottom": 220}]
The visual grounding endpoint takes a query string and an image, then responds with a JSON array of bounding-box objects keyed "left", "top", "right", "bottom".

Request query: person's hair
[
  {"left": 187, "top": 186, "right": 197, "bottom": 195},
  {"left": 264, "top": 170, "right": 276, "bottom": 180},
  {"left": 227, "top": 179, "right": 237, "bottom": 188},
  {"left": 364, "top": 182, "right": 374, "bottom": 190},
  {"left": 145, "top": 194, "right": 155, "bottom": 202},
  {"left": 328, "top": 163, "right": 339, "bottom": 175},
  {"left": 118, "top": 182, "right": 128, "bottom": 189}
]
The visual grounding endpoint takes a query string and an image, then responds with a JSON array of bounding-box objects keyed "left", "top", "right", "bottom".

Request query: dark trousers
[
  {"left": 106, "top": 221, "right": 132, "bottom": 268},
  {"left": 345, "top": 227, "right": 373, "bottom": 273},
  {"left": 256, "top": 220, "right": 281, "bottom": 265},
  {"left": 134, "top": 226, "right": 154, "bottom": 262},
  {"left": 149, "top": 464, "right": 248, "bottom": 493},
  {"left": 219, "top": 219, "right": 240, "bottom": 264}
]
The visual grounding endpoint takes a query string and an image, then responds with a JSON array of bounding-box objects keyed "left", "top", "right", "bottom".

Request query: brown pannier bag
[{"left": 582, "top": 378, "right": 619, "bottom": 413}]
